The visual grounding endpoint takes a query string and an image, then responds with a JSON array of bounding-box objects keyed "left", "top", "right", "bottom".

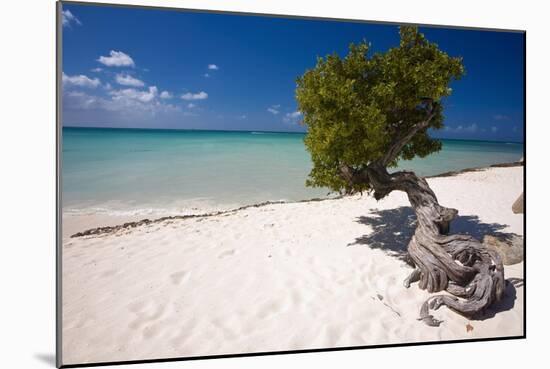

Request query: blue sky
[{"left": 61, "top": 3, "right": 525, "bottom": 142}]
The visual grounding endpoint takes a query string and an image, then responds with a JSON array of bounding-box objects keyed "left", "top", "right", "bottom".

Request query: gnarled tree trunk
[
  {"left": 337, "top": 102, "right": 505, "bottom": 326},
  {"left": 340, "top": 162, "right": 505, "bottom": 326}
]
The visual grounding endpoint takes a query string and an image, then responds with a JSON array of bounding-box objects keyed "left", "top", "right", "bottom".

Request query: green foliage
[{"left": 296, "top": 26, "right": 464, "bottom": 193}]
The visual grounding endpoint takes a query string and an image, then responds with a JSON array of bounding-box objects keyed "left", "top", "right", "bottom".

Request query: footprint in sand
[
  {"left": 218, "top": 249, "right": 236, "bottom": 259},
  {"left": 170, "top": 270, "right": 190, "bottom": 285},
  {"left": 127, "top": 301, "right": 167, "bottom": 331},
  {"left": 100, "top": 269, "right": 118, "bottom": 278},
  {"left": 256, "top": 301, "right": 284, "bottom": 319},
  {"left": 291, "top": 290, "right": 303, "bottom": 305},
  {"left": 355, "top": 286, "right": 368, "bottom": 298},
  {"left": 325, "top": 325, "right": 343, "bottom": 346},
  {"left": 142, "top": 324, "right": 161, "bottom": 339}
]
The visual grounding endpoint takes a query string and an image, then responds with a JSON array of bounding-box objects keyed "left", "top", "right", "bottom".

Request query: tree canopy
[{"left": 296, "top": 26, "right": 464, "bottom": 194}]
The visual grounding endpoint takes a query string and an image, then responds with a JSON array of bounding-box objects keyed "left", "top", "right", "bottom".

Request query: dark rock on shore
[
  {"left": 512, "top": 192, "right": 524, "bottom": 214},
  {"left": 483, "top": 234, "right": 524, "bottom": 265}
]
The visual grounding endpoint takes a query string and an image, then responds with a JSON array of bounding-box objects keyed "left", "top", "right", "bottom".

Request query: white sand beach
[{"left": 61, "top": 166, "right": 524, "bottom": 365}]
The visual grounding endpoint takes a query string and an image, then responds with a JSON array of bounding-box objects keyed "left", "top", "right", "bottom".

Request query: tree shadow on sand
[
  {"left": 478, "top": 277, "right": 523, "bottom": 321},
  {"left": 349, "top": 206, "right": 523, "bottom": 318}
]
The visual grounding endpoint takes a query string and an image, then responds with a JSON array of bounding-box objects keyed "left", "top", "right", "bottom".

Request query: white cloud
[
  {"left": 208, "top": 64, "right": 219, "bottom": 70},
  {"left": 493, "top": 114, "right": 510, "bottom": 121},
  {"left": 286, "top": 111, "right": 302, "bottom": 119},
  {"left": 91, "top": 67, "right": 103, "bottom": 73},
  {"left": 463, "top": 124, "right": 478, "bottom": 133},
  {"left": 283, "top": 111, "right": 302, "bottom": 124},
  {"left": 115, "top": 73, "right": 145, "bottom": 87},
  {"left": 62, "top": 72, "right": 100, "bottom": 88},
  {"left": 444, "top": 123, "right": 478, "bottom": 133},
  {"left": 238, "top": 114, "right": 247, "bottom": 120},
  {"left": 160, "top": 91, "right": 173, "bottom": 99},
  {"left": 187, "top": 103, "right": 196, "bottom": 108},
  {"left": 181, "top": 91, "right": 208, "bottom": 100},
  {"left": 62, "top": 10, "right": 81, "bottom": 27},
  {"left": 203, "top": 73, "right": 210, "bottom": 78},
  {"left": 267, "top": 105, "right": 281, "bottom": 115},
  {"left": 110, "top": 86, "right": 158, "bottom": 103},
  {"left": 97, "top": 50, "right": 135, "bottom": 67},
  {"left": 63, "top": 86, "right": 181, "bottom": 119},
  {"left": 64, "top": 91, "right": 97, "bottom": 109}
]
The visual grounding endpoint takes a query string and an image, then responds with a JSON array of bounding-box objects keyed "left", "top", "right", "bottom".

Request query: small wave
[
  {"left": 62, "top": 203, "right": 235, "bottom": 218},
  {"left": 61, "top": 195, "right": 336, "bottom": 219}
]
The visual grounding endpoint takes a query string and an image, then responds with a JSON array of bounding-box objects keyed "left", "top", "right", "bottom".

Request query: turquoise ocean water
[{"left": 62, "top": 127, "right": 523, "bottom": 215}]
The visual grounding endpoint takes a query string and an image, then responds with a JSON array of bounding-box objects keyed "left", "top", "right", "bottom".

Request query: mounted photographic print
[{"left": 57, "top": 1, "right": 526, "bottom": 367}]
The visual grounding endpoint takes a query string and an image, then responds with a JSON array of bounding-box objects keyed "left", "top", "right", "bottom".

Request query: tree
[{"left": 296, "top": 26, "right": 505, "bottom": 326}]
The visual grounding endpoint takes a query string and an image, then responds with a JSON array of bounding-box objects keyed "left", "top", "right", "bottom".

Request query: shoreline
[
  {"left": 426, "top": 160, "right": 523, "bottom": 178},
  {"left": 66, "top": 161, "right": 524, "bottom": 238}
]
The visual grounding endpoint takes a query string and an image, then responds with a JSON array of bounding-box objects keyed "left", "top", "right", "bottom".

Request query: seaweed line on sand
[{"left": 69, "top": 161, "right": 523, "bottom": 238}]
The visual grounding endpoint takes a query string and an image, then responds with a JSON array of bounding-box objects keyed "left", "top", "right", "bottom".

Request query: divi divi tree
[{"left": 296, "top": 26, "right": 504, "bottom": 325}]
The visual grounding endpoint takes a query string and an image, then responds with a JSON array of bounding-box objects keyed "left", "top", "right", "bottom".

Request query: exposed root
[
  {"left": 364, "top": 164, "right": 506, "bottom": 326},
  {"left": 408, "top": 234, "right": 505, "bottom": 326}
]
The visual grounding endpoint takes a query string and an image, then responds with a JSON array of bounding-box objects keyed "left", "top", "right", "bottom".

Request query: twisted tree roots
[{"left": 366, "top": 164, "right": 505, "bottom": 326}]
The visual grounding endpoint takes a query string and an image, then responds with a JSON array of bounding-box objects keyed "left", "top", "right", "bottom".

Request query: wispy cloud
[
  {"left": 97, "top": 50, "right": 135, "bottom": 67},
  {"left": 62, "top": 10, "right": 81, "bottom": 28},
  {"left": 444, "top": 123, "right": 478, "bottom": 133},
  {"left": 493, "top": 114, "right": 510, "bottom": 121},
  {"left": 283, "top": 111, "right": 302, "bottom": 124},
  {"left": 64, "top": 91, "right": 96, "bottom": 109},
  {"left": 491, "top": 126, "right": 498, "bottom": 133},
  {"left": 159, "top": 91, "right": 173, "bottom": 99},
  {"left": 181, "top": 91, "right": 208, "bottom": 101},
  {"left": 208, "top": 64, "right": 219, "bottom": 70},
  {"left": 187, "top": 103, "right": 196, "bottom": 108},
  {"left": 91, "top": 67, "right": 103, "bottom": 73},
  {"left": 62, "top": 72, "right": 101, "bottom": 88},
  {"left": 267, "top": 104, "right": 280, "bottom": 115},
  {"left": 203, "top": 73, "right": 210, "bottom": 78},
  {"left": 115, "top": 73, "right": 145, "bottom": 87}
]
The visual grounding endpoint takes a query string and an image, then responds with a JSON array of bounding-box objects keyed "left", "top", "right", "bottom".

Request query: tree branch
[
  {"left": 337, "top": 100, "right": 437, "bottom": 194},
  {"left": 338, "top": 164, "right": 369, "bottom": 191},
  {"left": 380, "top": 101, "right": 437, "bottom": 167}
]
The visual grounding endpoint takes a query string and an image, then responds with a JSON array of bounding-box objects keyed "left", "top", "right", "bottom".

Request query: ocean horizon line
[{"left": 62, "top": 125, "right": 524, "bottom": 145}]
